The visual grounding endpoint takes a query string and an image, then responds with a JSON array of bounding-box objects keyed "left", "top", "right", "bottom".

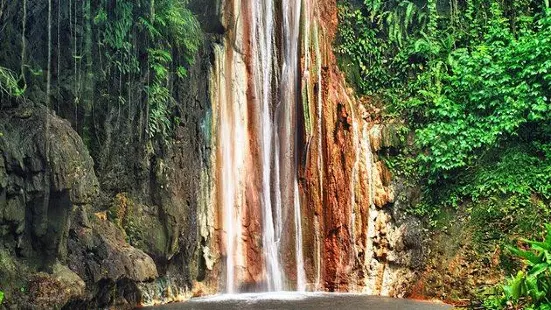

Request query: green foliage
[
  {"left": 418, "top": 145, "right": 551, "bottom": 212},
  {"left": 0, "top": 66, "right": 24, "bottom": 97},
  {"left": 95, "top": 1, "right": 139, "bottom": 75},
  {"left": 336, "top": 0, "right": 429, "bottom": 94},
  {"left": 338, "top": 0, "right": 551, "bottom": 219},
  {"left": 484, "top": 224, "right": 551, "bottom": 309},
  {"left": 0, "top": 290, "right": 3, "bottom": 304},
  {"left": 140, "top": 0, "right": 200, "bottom": 139},
  {"left": 470, "top": 196, "right": 550, "bottom": 257},
  {"left": 414, "top": 7, "right": 551, "bottom": 177},
  {"left": 93, "top": 0, "right": 201, "bottom": 141},
  {"left": 143, "top": 0, "right": 201, "bottom": 63},
  {"left": 464, "top": 147, "right": 551, "bottom": 202}
]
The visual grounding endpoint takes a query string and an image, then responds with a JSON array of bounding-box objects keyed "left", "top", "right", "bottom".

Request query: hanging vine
[
  {"left": 46, "top": 0, "right": 52, "bottom": 108},
  {"left": 0, "top": 66, "right": 23, "bottom": 97},
  {"left": 92, "top": 0, "right": 201, "bottom": 141},
  {"left": 0, "top": 0, "right": 201, "bottom": 144}
]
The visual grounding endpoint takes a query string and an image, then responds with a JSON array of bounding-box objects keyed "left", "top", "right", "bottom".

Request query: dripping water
[
  {"left": 313, "top": 20, "right": 324, "bottom": 291},
  {"left": 363, "top": 124, "right": 378, "bottom": 294},
  {"left": 251, "top": 0, "right": 283, "bottom": 291},
  {"left": 20, "top": 0, "right": 27, "bottom": 89},
  {"left": 214, "top": 42, "right": 245, "bottom": 294},
  {"left": 294, "top": 180, "right": 306, "bottom": 291},
  {"left": 281, "top": 0, "right": 306, "bottom": 291}
]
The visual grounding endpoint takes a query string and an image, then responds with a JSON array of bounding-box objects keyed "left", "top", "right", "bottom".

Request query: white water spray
[
  {"left": 251, "top": 0, "right": 284, "bottom": 291},
  {"left": 217, "top": 0, "right": 307, "bottom": 292}
]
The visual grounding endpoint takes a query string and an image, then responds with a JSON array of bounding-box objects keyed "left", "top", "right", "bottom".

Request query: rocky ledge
[{"left": 0, "top": 104, "right": 160, "bottom": 309}]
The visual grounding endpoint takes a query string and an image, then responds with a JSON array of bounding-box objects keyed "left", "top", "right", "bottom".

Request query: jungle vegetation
[
  {"left": 0, "top": 0, "right": 201, "bottom": 143},
  {"left": 337, "top": 0, "right": 551, "bottom": 308}
]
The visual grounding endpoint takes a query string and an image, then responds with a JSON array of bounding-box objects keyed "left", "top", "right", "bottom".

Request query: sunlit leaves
[
  {"left": 488, "top": 225, "right": 551, "bottom": 309},
  {"left": 416, "top": 10, "right": 551, "bottom": 176},
  {"left": 338, "top": 0, "right": 551, "bottom": 236}
]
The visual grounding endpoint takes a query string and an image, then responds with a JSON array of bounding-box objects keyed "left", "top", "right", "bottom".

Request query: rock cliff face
[
  {"left": 298, "top": 1, "right": 422, "bottom": 294},
  {"left": 0, "top": 0, "right": 217, "bottom": 307},
  {"left": 0, "top": 104, "right": 98, "bottom": 276},
  {"left": 0, "top": 105, "right": 162, "bottom": 308}
]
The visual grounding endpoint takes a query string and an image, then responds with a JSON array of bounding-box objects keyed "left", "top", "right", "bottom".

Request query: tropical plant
[
  {"left": 140, "top": 0, "right": 200, "bottom": 139},
  {"left": 92, "top": 0, "right": 201, "bottom": 141},
  {"left": 414, "top": 4, "right": 551, "bottom": 178},
  {"left": 484, "top": 224, "right": 551, "bottom": 309},
  {"left": 336, "top": 0, "right": 433, "bottom": 95}
]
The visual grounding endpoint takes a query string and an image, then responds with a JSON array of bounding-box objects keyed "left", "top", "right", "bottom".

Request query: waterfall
[
  {"left": 216, "top": 0, "right": 306, "bottom": 293},
  {"left": 207, "top": 0, "right": 414, "bottom": 297},
  {"left": 251, "top": 0, "right": 283, "bottom": 291},
  {"left": 213, "top": 41, "right": 246, "bottom": 294},
  {"left": 218, "top": 42, "right": 238, "bottom": 293},
  {"left": 207, "top": 0, "right": 414, "bottom": 296},
  {"left": 362, "top": 123, "right": 379, "bottom": 295}
]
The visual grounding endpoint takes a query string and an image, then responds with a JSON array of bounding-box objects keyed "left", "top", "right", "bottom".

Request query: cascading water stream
[
  {"left": 217, "top": 0, "right": 307, "bottom": 293},
  {"left": 294, "top": 180, "right": 307, "bottom": 291},
  {"left": 219, "top": 45, "right": 238, "bottom": 293},
  {"left": 312, "top": 20, "right": 324, "bottom": 292},
  {"left": 214, "top": 40, "right": 246, "bottom": 294},
  {"left": 251, "top": 0, "right": 283, "bottom": 291}
]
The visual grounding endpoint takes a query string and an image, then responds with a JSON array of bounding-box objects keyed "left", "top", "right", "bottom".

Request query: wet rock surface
[
  {"left": 296, "top": 0, "right": 422, "bottom": 295},
  {"left": 0, "top": 103, "right": 97, "bottom": 267},
  {"left": 26, "top": 263, "right": 86, "bottom": 309}
]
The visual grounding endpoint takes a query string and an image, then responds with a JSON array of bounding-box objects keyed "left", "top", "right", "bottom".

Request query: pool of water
[{"left": 146, "top": 292, "right": 452, "bottom": 310}]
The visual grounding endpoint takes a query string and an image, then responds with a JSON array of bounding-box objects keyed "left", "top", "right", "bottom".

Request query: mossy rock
[
  {"left": 108, "top": 192, "right": 133, "bottom": 230},
  {"left": 125, "top": 205, "right": 168, "bottom": 259},
  {"left": 108, "top": 193, "right": 169, "bottom": 260}
]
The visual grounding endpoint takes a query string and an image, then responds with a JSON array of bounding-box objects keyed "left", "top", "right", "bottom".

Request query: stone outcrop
[
  {"left": 26, "top": 263, "right": 86, "bottom": 309},
  {"left": 0, "top": 104, "right": 98, "bottom": 269},
  {"left": 0, "top": 105, "right": 161, "bottom": 309}
]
